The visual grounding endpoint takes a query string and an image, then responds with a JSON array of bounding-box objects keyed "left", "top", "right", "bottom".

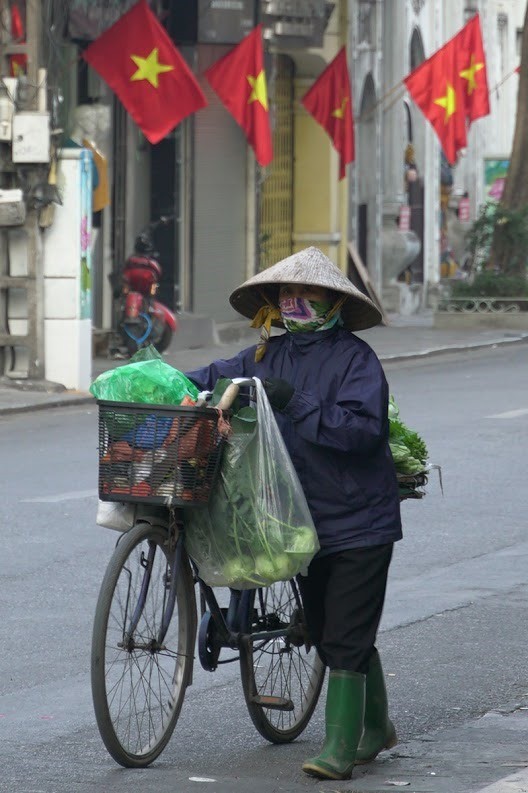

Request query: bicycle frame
[
  {"left": 121, "top": 519, "right": 184, "bottom": 650},
  {"left": 118, "top": 517, "right": 298, "bottom": 666},
  {"left": 194, "top": 547, "right": 299, "bottom": 646}
]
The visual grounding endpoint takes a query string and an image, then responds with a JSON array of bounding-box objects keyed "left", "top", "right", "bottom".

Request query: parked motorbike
[{"left": 109, "top": 217, "right": 178, "bottom": 358}]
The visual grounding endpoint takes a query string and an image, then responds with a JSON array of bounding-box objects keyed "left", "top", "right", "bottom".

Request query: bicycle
[{"left": 91, "top": 379, "right": 325, "bottom": 768}]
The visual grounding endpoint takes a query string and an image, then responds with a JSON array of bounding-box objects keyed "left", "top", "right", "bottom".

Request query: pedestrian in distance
[{"left": 186, "top": 246, "right": 402, "bottom": 781}]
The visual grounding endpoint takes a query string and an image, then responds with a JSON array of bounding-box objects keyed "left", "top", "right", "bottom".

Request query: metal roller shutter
[{"left": 193, "top": 46, "right": 248, "bottom": 323}]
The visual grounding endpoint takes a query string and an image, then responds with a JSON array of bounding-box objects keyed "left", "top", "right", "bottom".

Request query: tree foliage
[
  {"left": 469, "top": 202, "right": 528, "bottom": 277},
  {"left": 491, "top": 3, "right": 528, "bottom": 275}
]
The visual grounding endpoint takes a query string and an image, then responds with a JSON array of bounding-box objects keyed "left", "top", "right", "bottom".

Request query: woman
[{"left": 186, "top": 246, "right": 402, "bottom": 781}]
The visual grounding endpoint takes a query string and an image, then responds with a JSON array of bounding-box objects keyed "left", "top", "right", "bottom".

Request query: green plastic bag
[{"left": 90, "top": 345, "right": 198, "bottom": 405}]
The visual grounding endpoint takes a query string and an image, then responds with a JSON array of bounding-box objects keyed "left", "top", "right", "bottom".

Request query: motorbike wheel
[{"left": 154, "top": 325, "right": 172, "bottom": 354}]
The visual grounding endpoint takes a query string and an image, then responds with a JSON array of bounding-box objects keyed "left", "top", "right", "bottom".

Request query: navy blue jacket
[{"left": 186, "top": 327, "right": 402, "bottom": 554}]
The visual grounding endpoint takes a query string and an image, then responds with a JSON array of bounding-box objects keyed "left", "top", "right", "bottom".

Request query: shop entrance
[{"left": 150, "top": 126, "right": 183, "bottom": 312}]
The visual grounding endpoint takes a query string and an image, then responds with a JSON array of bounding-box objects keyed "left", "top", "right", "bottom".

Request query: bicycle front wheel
[
  {"left": 239, "top": 578, "right": 325, "bottom": 743},
  {"left": 91, "top": 522, "right": 196, "bottom": 767}
]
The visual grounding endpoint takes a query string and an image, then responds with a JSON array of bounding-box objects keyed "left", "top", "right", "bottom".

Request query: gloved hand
[{"left": 263, "top": 377, "right": 295, "bottom": 411}]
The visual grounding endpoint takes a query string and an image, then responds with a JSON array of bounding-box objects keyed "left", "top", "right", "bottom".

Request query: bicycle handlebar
[
  {"left": 216, "top": 383, "right": 240, "bottom": 410},
  {"left": 196, "top": 378, "right": 256, "bottom": 409}
]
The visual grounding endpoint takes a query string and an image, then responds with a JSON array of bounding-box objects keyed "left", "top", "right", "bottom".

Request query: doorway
[{"left": 150, "top": 126, "right": 183, "bottom": 312}]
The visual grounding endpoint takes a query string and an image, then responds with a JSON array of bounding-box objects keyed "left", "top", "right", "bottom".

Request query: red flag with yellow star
[
  {"left": 404, "top": 37, "right": 467, "bottom": 164},
  {"left": 82, "top": 0, "right": 207, "bottom": 144},
  {"left": 205, "top": 25, "right": 272, "bottom": 167},
  {"left": 457, "top": 14, "right": 490, "bottom": 123},
  {"left": 403, "top": 14, "right": 489, "bottom": 164},
  {"left": 301, "top": 47, "right": 355, "bottom": 180}
]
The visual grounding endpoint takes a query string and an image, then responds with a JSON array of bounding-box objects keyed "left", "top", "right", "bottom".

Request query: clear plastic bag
[
  {"left": 184, "top": 378, "right": 320, "bottom": 589},
  {"left": 96, "top": 499, "right": 136, "bottom": 532},
  {"left": 90, "top": 345, "right": 198, "bottom": 405}
]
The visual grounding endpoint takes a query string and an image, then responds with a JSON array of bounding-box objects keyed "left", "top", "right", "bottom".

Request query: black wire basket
[{"left": 97, "top": 400, "right": 228, "bottom": 507}]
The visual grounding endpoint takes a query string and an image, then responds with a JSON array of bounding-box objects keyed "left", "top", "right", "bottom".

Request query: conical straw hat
[{"left": 229, "top": 246, "right": 381, "bottom": 331}]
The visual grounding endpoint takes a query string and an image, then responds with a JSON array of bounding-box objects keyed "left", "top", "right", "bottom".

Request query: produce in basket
[{"left": 98, "top": 404, "right": 223, "bottom": 503}]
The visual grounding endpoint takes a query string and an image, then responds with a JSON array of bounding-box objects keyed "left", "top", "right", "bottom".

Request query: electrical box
[
  {"left": 0, "top": 189, "right": 26, "bottom": 226},
  {"left": 0, "top": 77, "right": 17, "bottom": 142},
  {"left": 12, "top": 112, "right": 50, "bottom": 163}
]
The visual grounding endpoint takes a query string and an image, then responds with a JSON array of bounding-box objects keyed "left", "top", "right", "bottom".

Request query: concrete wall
[{"left": 42, "top": 150, "right": 92, "bottom": 391}]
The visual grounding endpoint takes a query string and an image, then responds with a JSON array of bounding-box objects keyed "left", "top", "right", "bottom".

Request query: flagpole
[
  {"left": 488, "top": 66, "right": 519, "bottom": 96},
  {"left": 355, "top": 64, "right": 517, "bottom": 125},
  {"left": 355, "top": 81, "right": 405, "bottom": 123}
]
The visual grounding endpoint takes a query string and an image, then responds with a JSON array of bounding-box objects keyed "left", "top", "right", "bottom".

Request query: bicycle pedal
[{"left": 251, "top": 695, "right": 294, "bottom": 711}]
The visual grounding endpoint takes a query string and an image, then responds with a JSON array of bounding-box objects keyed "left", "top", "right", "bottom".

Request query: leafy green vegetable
[
  {"left": 388, "top": 396, "right": 428, "bottom": 475},
  {"left": 388, "top": 396, "right": 399, "bottom": 421},
  {"left": 389, "top": 419, "right": 428, "bottom": 464}
]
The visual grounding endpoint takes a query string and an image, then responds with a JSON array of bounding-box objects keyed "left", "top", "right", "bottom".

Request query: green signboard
[{"left": 483, "top": 157, "right": 509, "bottom": 203}]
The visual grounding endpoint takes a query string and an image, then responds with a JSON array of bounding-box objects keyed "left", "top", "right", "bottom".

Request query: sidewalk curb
[
  {"left": 0, "top": 394, "right": 94, "bottom": 416},
  {"left": 378, "top": 333, "right": 528, "bottom": 364},
  {"left": 1, "top": 334, "right": 527, "bottom": 416}
]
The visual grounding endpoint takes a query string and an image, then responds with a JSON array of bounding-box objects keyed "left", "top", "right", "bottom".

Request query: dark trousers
[{"left": 297, "top": 544, "right": 393, "bottom": 674}]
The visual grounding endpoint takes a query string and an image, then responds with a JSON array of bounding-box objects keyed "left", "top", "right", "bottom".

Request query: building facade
[
  {"left": 0, "top": 0, "right": 526, "bottom": 384},
  {"left": 100, "top": 0, "right": 527, "bottom": 332},
  {"left": 75, "top": 0, "right": 349, "bottom": 332},
  {"left": 350, "top": 0, "right": 525, "bottom": 316}
]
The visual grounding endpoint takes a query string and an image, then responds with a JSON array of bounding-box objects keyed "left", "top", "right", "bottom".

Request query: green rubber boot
[
  {"left": 355, "top": 650, "right": 397, "bottom": 764},
  {"left": 302, "top": 669, "right": 365, "bottom": 780}
]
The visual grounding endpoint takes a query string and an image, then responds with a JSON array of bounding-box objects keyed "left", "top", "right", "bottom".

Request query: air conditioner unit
[{"left": 0, "top": 188, "right": 26, "bottom": 226}]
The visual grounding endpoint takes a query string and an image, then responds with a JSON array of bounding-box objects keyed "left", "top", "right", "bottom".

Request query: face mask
[{"left": 279, "top": 296, "right": 340, "bottom": 333}]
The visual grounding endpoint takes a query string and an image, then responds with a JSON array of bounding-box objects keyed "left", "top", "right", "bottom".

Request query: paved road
[{"left": 1, "top": 345, "right": 528, "bottom": 793}]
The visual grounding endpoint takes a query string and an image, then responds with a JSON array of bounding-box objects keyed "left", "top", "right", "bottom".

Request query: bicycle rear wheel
[
  {"left": 91, "top": 522, "right": 196, "bottom": 767},
  {"left": 239, "top": 578, "right": 325, "bottom": 743}
]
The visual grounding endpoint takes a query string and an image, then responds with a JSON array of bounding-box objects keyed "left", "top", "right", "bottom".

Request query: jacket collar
[{"left": 287, "top": 326, "right": 340, "bottom": 350}]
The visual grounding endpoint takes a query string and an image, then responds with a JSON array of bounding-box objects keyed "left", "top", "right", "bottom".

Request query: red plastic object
[{"left": 123, "top": 255, "right": 162, "bottom": 294}]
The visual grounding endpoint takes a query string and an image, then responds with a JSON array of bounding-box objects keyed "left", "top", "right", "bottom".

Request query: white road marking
[
  {"left": 22, "top": 489, "right": 97, "bottom": 503},
  {"left": 189, "top": 778, "right": 216, "bottom": 783},
  {"left": 485, "top": 407, "right": 528, "bottom": 419}
]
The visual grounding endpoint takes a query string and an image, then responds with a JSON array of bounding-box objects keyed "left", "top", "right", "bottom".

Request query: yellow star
[
  {"left": 247, "top": 70, "right": 268, "bottom": 110},
  {"left": 331, "top": 96, "right": 349, "bottom": 119},
  {"left": 130, "top": 48, "right": 173, "bottom": 89},
  {"left": 434, "top": 82, "right": 456, "bottom": 122},
  {"left": 460, "top": 53, "right": 484, "bottom": 94}
]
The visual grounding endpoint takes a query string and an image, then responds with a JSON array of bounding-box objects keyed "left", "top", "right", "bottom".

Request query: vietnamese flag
[
  {"left": 301, "top": 47, "right": 355, "bottom": 180},
  {"left": 83, "top": 0, "right": 207, "bottom": 144},
  {"left": 404, "top": 15, "right": 490, "bottom": 165},
  {"left": 205, "top": 25, "right": 273, "bottom": 167},
  {"left": 404, "top": 32, "right": 468, "bottom": 164},
  {"left": 457, "top": 14, "right": 490, "bottom": 124}
]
